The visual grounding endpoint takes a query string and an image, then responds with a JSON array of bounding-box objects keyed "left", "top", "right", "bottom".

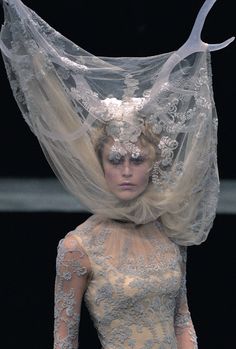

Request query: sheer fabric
[
  {"left": 54, "top": 233, "right": 92, "bottom": 349},
  {"left": 0, "top": 0, "right": 234, "bottom": 244},
  {"left": 0, "top": 2, "right": 233, "bottom": 348},
  {"left": 54, "top": 215, "right": 198, "bottom": 349}
]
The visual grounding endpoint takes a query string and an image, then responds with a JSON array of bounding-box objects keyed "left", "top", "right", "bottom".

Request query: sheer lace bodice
[{"left": 54, "top": 215, "right": 197, "bottom": 349}]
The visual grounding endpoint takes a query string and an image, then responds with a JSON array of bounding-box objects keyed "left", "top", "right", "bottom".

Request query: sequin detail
[{"left": 53, "top": 215, "right": 198, "bottom": 349}]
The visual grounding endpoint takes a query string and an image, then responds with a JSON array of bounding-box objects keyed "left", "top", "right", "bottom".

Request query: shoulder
[
  {"left": 57, "top": 215, "right": 98, "bottom": 248},
  {"left": 170, "top": 241, "right": 188, "bottom": 266},
  {"left": 56, "top": 216, "right": 100, "bottom": 258},
  {"left": 56, "top": 215, "right": 104, "bottom": 265},
  {"left": 178, "top": 245, "right": 187, "bottom": 262},
  {"left": 174, "top": 245, "right": 188, "bottom": 276},
  {"left": 56, "top": 233, "right": 93, "bottom": 276},
  {"left": 72, "top": 214, "right": 103, "bottom": 236},
  {"left": 67, "top": 214, "right": 107, "bottom": 244}
]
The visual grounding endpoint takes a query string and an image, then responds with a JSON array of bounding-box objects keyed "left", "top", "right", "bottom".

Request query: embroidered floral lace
[
  {"left": 0, "top": 1, "right": 234, "bottom": 349},
  {"left": 54, "top": 215, "right": 198, "bottom": 349},
  {"left": 0, "top": 0, "right": 234, "bottom": 243}
]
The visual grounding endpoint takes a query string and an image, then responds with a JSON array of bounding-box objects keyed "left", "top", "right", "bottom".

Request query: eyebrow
[{"left": 106, "top": 152, "right": 149, "bottom": 160}]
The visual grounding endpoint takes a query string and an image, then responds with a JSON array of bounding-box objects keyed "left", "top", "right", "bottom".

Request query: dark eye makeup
[
  {"left": 108, "top": 155, "right": 147, "bottom": 165},
  {"left": 108, "top": 157, "right": 124, "bottom": 165},
  {"left": 130, "top": 155, "right": 146, "bottom": 164}
]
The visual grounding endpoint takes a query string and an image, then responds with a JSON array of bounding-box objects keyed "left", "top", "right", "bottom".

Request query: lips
[
  {"left": 119, "top": 183, "right": 135, "bottom": 188},
  {"left": 120, "top": 182, "right": 135, "bottom": 186}
]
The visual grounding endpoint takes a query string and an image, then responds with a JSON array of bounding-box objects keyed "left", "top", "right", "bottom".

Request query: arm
[
  {"left": 174, "top": 246, "right": 198, "bottom": 349},
  {"left": 54, "top": 233, "right": 92, "bottom": 349}
]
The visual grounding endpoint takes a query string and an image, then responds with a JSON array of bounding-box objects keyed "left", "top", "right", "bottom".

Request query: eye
[
  {"left": 130, "top": 156, "right": 146, "bottom": 165},
  {"left": 108, "top": 156, "right": 125, "bottom": 165}
]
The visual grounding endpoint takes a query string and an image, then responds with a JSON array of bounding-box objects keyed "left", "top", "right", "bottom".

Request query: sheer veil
[{"left": 0, "top": 0, "right": 234, "bottom": 244}]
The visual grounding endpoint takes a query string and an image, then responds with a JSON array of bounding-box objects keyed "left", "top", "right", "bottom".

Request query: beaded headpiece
[{"left": 0, "top": 0, "right": 234, "bottom": 244}]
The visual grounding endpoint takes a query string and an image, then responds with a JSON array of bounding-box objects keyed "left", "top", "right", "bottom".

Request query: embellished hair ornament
[
  {"left": 83, "top": 0, "right": 234, "bottom": 191},
  {"left": 0, "top": 0, "right": 234, "bottom": 242}
]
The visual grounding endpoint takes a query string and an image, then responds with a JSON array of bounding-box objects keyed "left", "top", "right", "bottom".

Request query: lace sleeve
[
  {"left": 54, "top": 234, "right": 92, "bottom": 349},
  {"left": 174, "top": 246, "right": 198, "bottom": 349}
]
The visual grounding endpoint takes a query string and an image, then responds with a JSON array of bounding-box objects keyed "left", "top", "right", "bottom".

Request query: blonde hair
[{"left": 91, "top": 124, "right": 160, "bottom": 167}]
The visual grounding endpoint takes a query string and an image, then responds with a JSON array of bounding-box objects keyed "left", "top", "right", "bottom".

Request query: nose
[{"left": 121, "top": 159, "right": 133, "bottom": 177}]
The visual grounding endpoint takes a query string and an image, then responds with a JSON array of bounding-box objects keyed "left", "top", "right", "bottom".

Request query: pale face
[{"left": 102, "top": 139, "right": 153, "bottom": 201}]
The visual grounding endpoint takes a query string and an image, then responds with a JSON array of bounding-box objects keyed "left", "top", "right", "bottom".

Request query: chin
[
  {"left": 115, "top": 191, "right": 143, "bottom": 201},
  {"left": 118, "top": 195, "right": 137, "bottom": 201}
]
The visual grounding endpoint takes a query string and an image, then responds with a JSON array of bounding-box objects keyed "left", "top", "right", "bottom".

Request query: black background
[
  {"left": 0, "top": 1, "right": 235, "bottom": 349},
  {"left": 1, "top": 212, "right": 235, "bottom": 349}
]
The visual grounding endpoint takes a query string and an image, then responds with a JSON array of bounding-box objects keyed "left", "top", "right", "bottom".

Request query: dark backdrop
[
  {"left": 1, "top": 212, "right": 235, "bottom": 349},
  {"left": 0, "top": 1, "right": 235, "bottom": 349}
]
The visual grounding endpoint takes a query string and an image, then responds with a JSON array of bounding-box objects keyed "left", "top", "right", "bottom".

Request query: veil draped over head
[{"left": 0, "top": 0, "right": 234, "bottom": 245}]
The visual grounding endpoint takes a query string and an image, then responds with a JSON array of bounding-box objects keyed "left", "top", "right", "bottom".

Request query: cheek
[
  {"left": 103, "top": 166, "right": 119, "bottom": 186},
  {"left": 137, "top": 166, "right": 151, "bottom": 184},
  {"left": 140, "top": 174, "right": 150, "bottom": 188}
]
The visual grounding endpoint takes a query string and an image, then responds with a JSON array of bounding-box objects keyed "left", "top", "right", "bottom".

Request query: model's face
[{"left": 102, "top": 138, "right": 153, "bottom": 201}]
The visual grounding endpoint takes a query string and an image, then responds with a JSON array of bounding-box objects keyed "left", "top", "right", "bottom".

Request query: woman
[
  {"left": 54, "top": 131, "right": 199, "bottom": 348},
  {"left": 0, "top": 0, "right": 234, "bottom": 348}
]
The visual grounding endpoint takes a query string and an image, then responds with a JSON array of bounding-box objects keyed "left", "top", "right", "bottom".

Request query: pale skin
[{"left": 101, "top": 138, "right": 153, "bottom": 201}]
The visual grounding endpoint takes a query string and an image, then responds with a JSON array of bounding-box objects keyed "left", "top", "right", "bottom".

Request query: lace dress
[{"left": 54, "top": 215, "right": 198, "bottom": 349}]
